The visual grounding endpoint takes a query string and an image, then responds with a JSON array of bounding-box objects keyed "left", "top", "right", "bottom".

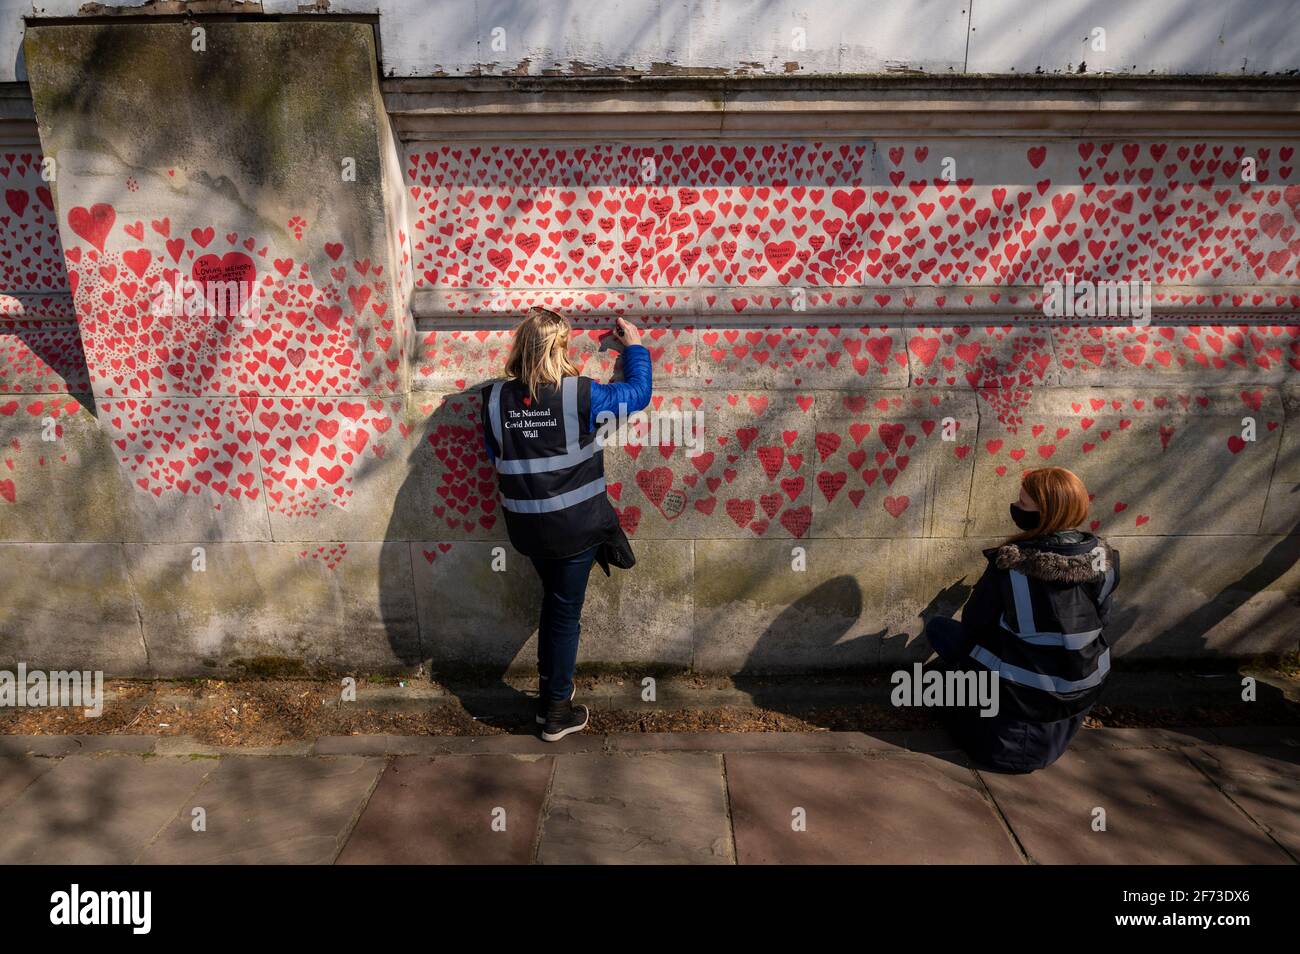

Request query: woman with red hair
[{"left": 925, "top": 467, "right": 1121, "bottom": 772}]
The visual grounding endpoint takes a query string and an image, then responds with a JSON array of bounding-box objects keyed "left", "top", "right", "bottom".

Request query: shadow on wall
[
  {"left": 735, "top": 518, "right": 1300, "bottom": 728},
  {"left": 381, "top": 380, "right": 484, "bottom": 666},
  {"left": 378, "top": 378, "right": 538, "bottom": 721},
  {"left": 732, "top": 574, "right": 972, "bottom": 708},
  {"left": 1106, "top": 519, "right": 1300, "bottom": 654},
  {"left": 377, "top": 371, "right": 1300, "bottom": 689}
]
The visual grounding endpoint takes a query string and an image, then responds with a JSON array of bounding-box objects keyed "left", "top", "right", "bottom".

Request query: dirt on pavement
[{"left": 1, "top": 671, "right": 1296, "bottom": 747}]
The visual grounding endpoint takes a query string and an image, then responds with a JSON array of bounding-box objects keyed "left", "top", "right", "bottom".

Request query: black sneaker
[
  {"left": 541, "top": 699, "right": 589, "bottom": 742},
  {"left": 535, "top": 681, "right": 575, "bottom": 724}
]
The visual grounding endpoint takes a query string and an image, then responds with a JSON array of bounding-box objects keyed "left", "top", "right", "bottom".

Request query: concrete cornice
[
  {"left": 384, "top": 75, "right": 1300, "bottom": 141},
  {"left": 411, "top": 285, "right": 1300, "bottom": 324},
  {"left": 0, "top": 83, "right": 37, "bottom": 144},
  {"left": 8, "top": 76, "right": 1300, "bottom": 142}
]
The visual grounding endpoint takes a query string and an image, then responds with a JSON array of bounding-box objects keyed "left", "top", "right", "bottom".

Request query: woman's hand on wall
[{"left": 614, "top": 317, "right": 642, "bottom": 347}]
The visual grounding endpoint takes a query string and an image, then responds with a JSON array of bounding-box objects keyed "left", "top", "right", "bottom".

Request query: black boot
[
  {"left": 535, "top": 679, "right": 575, "bottom": 725},
  {"left": 541, "top": 698, "right": 589, "bottom": 742}
]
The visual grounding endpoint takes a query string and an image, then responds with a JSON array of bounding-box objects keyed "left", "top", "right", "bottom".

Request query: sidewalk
[{"left": 0, "top": 727, "right": 1295, "bottom": 864}]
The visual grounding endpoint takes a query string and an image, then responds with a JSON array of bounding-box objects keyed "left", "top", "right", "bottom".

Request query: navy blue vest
[
  {"left": 970, "top": 538, "right": 1120, "bottom": 722},
  {"left": 483, "top": 376, "right": 618, "bottom": 559}
]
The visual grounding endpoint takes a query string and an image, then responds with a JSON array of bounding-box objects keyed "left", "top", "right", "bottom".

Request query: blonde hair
[
  {"left": 504, "top": 307, "right": 581, "bottom": 398},
  {"left": 1007, "top": 467, "right": 1091, "bottom": 544}
]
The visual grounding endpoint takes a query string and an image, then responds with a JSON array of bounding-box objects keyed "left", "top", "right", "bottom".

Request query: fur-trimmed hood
[{"left": 993, "top": 535, "right": 1113, "bottom": 584}]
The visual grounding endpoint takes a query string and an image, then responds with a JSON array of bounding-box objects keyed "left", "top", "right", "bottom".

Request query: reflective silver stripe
[
  {"left": 500, "top": 477, "right": 606, "bottom": 514},
  {"left": 1098, "top": 564, "right": 1117, "bottom": 604},
  {"left": 562, "top": 375, "right": 580, "bottom": 453},
  {"left": 488, "top": 382, "right": 504, "bottom": 450},
  {"left": 970, "top": 644, "right": 1111, "bottom": 694},
  {"left": 1000, "top": 564, "right": 1109, "bottom": 649},
  {"left": 998, "top": 616, "right": 1103, "bottom": 649},
  {"left": 495, "top": 442, "right": 598, "bottom": 475},
  {"left": 493, "top": 377, "right": 583, "bottom": 473},
  {"left": 1009, "top": 570, "right": 1036, "bottom": 634}
]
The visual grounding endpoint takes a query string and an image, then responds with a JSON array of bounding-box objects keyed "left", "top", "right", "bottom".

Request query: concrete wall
[
  {"left": 1, "top": 14, "right": 1299, "bottom": 676},
  {"left": 3, "top": 0, "right": 1300, "bottom": 83}
]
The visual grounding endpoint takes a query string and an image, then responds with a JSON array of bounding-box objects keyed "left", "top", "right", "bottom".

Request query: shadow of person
[
  {"left": 732, "top": 574, "right": 880, "bottom": 719},
  {"left": 730, "top": 575, "right": 990, "bottom": 765},
  {"left": 917, "top": 577, "right": 975, "bottom": 630},
  {"left": 734, "top": 575, "right": 981, "bottom": 712},
  {"left": 379, "top": 382, "right": 539, "bottom": 731}
]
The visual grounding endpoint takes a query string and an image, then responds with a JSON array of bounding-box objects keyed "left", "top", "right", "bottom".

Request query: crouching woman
[{"left": 924, "top": 466, "right": 1120, "bottom": 773}]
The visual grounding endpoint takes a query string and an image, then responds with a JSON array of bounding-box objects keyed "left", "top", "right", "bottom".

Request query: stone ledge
[
  {"left": 385, "top": 76, "right": 1300, "bottom": 140},
  {"left": 0, "top": 734, "right": 156, "bottom": 756},
  {"left": 412, "top": 286, "right": 1300, "bottom": 322}
]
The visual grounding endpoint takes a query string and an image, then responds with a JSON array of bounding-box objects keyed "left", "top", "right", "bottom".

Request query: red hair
[{"left": 1007, "top": 467, "right": 1090, "bottom": 543}]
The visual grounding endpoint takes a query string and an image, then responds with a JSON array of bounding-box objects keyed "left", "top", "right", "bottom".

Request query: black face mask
[{"left": 1010, "top": 503, "right": 1040, "bottom": 531}]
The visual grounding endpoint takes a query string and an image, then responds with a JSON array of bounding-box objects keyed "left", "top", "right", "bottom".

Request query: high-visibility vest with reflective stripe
[
  {"left": 971, "top": 543, "right": 1119, "bottom": 722},
  {"left": 483, "top": 376, "right": 617, "bottom": 559}
]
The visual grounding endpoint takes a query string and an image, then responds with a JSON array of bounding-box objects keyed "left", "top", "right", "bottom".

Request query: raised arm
[{"left": 590, "top": 317, "right": 653, "bottom": 423}]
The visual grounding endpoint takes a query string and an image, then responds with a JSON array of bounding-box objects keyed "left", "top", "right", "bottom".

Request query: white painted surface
[
  {"left": 0, "top": 0, "right": 1297, "bottom": 82},
  {"left": 967, "top": 0, "right": 1300, "bottom": 75},
  {"left": 376, "top": 0, "right": 970, "bottom": 77},
  {"left": 0, "top": 0, "right": 30, "bottom": 83}
]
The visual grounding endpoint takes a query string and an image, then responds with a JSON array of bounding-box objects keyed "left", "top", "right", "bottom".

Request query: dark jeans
[
  {"left": 530, "top": 545, "right": 598, "bottom": 703},
  {"left": 924, "top": 615, "right": 974, "bottom": 666}
]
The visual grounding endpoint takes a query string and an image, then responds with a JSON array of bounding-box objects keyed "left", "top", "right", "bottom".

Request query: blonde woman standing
[{"left": 482, "top": 308, "right": 652, "bottom": 741}]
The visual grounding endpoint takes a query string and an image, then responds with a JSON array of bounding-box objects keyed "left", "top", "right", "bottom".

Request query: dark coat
[{"left": 961, "top": 530, "right": 1121, "bottom": 724}]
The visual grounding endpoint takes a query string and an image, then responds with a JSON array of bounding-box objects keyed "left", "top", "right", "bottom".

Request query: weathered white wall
[
  {"left": 2, "top": 0, "right": 1299, "bottom": 83},
  {"left": 967, "top": 0, "right": 1300, "bottom": 75},
  {"left": 374, "top": 0, "right": 971, "bottom": 77}
]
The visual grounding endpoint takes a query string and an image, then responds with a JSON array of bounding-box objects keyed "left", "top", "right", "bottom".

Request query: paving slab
[
  {"left": 314, "top": 734, "right": 608, "bottom": 757},
  {"left": 1067, "top": 726, "right": 1221, "bottom": 752},
  {"left": 538, "top": 752, "right": 733, "bottom": 864},
  {"left": 981, "top": 747, "right": 1294, "bottom": 864},
  {"left": 866, "top": 729, "right": 969, "bottom": 756},
  {"left": 0, "top": 754, "right": 213, "bottom": 864},
  {"left": 338, "top": 755, "right": 553, "bottom": 864},
  {"left": 314, "top": 735, "right": 453, "bottom": 757},
  {"left": 726, "top": 751, "right": 1021, "bottom": 864},
  {"left": 436, "top": 734, "right": 608, "bottom": 756},
  {"left": 604, "top": 731, "right": 861, "bottom": 754},
  {"left": 1202, "top": 726, "right": 1300, "bottom": 748},
  {"left": 1186, "top": 745, "right": 1300, "bottom": 861},
  {"left": 0, "top": 756, "right": 58, "bottom": 813},
  {"left": 138, "top": 756, "right": 384, "bottom": 864},
  {"left": 1188, "top": 744, "right": 1300, "bottom": 779}
]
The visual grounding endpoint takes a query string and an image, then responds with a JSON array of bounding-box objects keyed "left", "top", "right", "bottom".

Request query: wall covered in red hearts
[
  {"left": 406, "top": 141, "right": 1300, "bottom": 293},
  {"left": 2, "top": 25, "right": 1298, "bottom": 675}
]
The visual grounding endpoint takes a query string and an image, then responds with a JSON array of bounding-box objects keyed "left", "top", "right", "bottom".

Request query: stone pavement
[{"left": 0, "top": 727, "right": 1295, "bottom": 865}]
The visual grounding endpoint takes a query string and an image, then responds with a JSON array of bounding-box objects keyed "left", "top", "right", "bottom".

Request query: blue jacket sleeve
[{"left": 589, "top": 343, "right": 653, "bottom": 429}]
